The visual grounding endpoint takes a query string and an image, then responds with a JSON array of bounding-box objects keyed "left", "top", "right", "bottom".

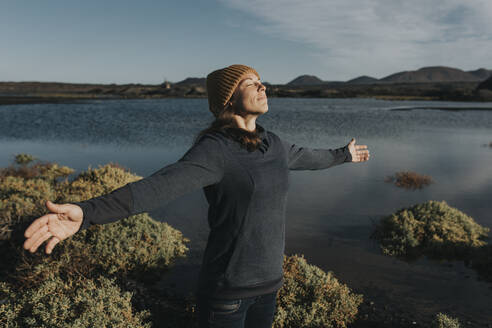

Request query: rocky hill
[
  {"left": 477, "top": 76, "right": 492, "bottom": 90},
  {"left": 380, "top": 66, "right": 484, "bottom": 83},
  {"left": 174, "top": 77, "right": 206, "bottom": 86},
  {"left": 346, "top": 75, "right": 379, "bottom": 84},
  {"left": 3, "top": 66, "right": 492, "bottom": 105},
  {"left": 287, "top": 75, "right": 325, "bottom": 86},
  {"left": 467, "top": 68, "right": 492, "bottom": 80}
]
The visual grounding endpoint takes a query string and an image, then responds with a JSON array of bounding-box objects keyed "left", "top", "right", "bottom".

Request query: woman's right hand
[{"left": 23, "top": 200, "right": 84, "bottom": 254}]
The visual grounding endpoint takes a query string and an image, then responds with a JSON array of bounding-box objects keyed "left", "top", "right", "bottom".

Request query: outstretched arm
[
  {"left": 24, "top": 134, "right": 225, "bottom": 254},
  {"left": 72, "top": 134, "right": 225, "bottom": 231},
  {"left": 280, "top": 137, "right": 351, "bottom": 170},
  {"left": 280, "top": 137, "right": 369, "bottom": 170}
]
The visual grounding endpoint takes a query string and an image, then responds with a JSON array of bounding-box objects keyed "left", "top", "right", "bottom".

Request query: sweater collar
[
  {"left": 256, "top": 123, "right": 269, "bottom": 153},
  {"left": 256, "top": 123, "right": 267, "bottom": 140},
  {"left": 216, "top": 123, "right": 269, "bottom": 153}
]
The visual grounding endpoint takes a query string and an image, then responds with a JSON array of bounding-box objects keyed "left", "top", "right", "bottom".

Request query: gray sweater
[{"left": 73, "top": 123, "right": 352, "bottom": 299}]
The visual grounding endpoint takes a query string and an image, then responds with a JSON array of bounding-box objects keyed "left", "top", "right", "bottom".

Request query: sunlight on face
[{"left": 230, "top": 72, "right": 268, "bottom": 116}]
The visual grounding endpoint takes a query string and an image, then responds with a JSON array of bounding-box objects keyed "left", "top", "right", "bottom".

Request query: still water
[{"left": 1, "top": 98, "right": 492, "bottom": 325}]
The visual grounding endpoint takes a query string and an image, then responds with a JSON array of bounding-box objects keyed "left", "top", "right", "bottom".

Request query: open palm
[
  {"left": 347, "top": 138, "right": 370, "bottom": 163},
  {"left": 23, "top": 200, "right": 83, "bottom": 254}
]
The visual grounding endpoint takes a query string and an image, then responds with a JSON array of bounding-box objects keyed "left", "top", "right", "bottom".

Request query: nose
[{"left": 257, "top": 81, "right": 266, "bottom": 92}]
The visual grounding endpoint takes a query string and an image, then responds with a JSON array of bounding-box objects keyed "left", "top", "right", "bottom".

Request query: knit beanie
[{"left": 206, "top": 64, "right": 260, "bottom": 117}]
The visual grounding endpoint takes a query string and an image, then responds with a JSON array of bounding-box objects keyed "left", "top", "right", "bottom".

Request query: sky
[{"left": 1, "top": 0, "right": 491, "bottom": 84}]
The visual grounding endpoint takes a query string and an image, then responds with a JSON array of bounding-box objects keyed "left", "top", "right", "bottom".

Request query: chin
[{"left": 257, "top": 106, "right": 268, "bottom": 115}]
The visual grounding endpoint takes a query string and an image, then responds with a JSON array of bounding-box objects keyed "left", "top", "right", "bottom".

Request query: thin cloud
[{"left": 219, "top": 0, "right": 492, "bottom": 80}]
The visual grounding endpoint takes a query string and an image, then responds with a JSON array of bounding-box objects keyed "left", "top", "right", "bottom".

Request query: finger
[
  {"left": 355, "top": 145, "right": 367, "bottom": 150},
  {"left": 356, "top": 151, "right": 369, "bottom": 157},
  {"left": 24, "top": 214, "right": 50, "bottom": 238},
  {"left": 29, "top": 231, "right": 52, "bottom": 253},
  {"left": 46, "top": 200, "right": 66, "bottom": 214},
  {"left": 45, "top": 236, "right": 61, "bottom": 254},
  {"left": 24, "top": 224, "right": 49, "bottom": 250},
  {"left": 356, "top": 152, "right": 370, "bottom": 162}
]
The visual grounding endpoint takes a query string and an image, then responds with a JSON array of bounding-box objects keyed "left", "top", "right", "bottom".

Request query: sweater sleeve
[
  {"left": 280, "top": 137, "right": 352, "bottom": 170},
  {"left": 72, "top": 135, "right": 225, "bottom": 231}
]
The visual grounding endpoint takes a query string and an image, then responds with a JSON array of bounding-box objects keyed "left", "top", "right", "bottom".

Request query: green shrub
[
  {"left": 0, "top": 155, "right": 193, "bottom": 327},
  {"left": 1, "top": 154, "right": 189, "bottom": 289},
  {"left": 273, "top": 254, "right": 363, "bottom": 328},
  {"left": 371, "top": 200, "right": 489, "bottom": 259},
  {"left": 13, "top": 213, "right": 189, "bottom": 290},
  {"left": 0, "top": 276, "right": 151, "bottom": 328},
  {"left": 0, "top": 156, "right": 75, "bottom": 243},
  {"left": 13, "top": 153, "right": 37, "bottom": 165},
  {"left": 432, "top": 312, "right": 461, "bottom": 328},
  {"left": 59, "top": 162, "right": 141, "bottom": 204},
  {"left": 78, "top": 213, "right": 189, "bottom": 277},
  {"left": 0, "top": 176, "right": 56, "bottom": 242}
]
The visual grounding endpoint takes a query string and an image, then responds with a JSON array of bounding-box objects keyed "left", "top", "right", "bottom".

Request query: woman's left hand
[{"left": 347, "top": 138, "right": 370, "bottom": 163}]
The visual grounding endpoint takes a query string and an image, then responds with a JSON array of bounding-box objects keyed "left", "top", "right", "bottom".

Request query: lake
[{"left": 1, "top": 98, "right": 491, "bottom": 326}]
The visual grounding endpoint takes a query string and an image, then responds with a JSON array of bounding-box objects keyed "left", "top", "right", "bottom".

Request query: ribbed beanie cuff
[{"left": 206, "top": 64, "right": 260, "bottom": 117}]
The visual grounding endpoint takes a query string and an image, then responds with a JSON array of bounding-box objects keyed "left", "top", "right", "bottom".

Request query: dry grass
[{"left": 385, "top": 171, "right": 433, "bottom": 189}]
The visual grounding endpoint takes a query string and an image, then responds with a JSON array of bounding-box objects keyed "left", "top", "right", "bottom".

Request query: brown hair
[{"left": 194, "top": 107, "right": 263, "bottom": 152}]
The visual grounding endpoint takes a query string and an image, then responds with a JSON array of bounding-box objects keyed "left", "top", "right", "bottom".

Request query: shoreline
[
  {"left": 390, "top": 106, "right": 492, "bottom": 111},
  {"left": 0, "top": 96, "right": 91, "bottom": 106},
  {"left": 1, "top": 80, "right": 492, "bottom": 105},
  {"left": 2, "top": 95, "right": 492, "bottom": 107}
]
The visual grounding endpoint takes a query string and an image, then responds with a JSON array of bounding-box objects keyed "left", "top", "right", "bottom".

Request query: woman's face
[{"left": 229, "top": 72, "right": 268, "bottom": 116}]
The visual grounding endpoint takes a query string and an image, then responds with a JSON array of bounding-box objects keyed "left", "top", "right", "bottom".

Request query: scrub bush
[
  {"left": 59, "top": 162, "right": 141, "bottom": 204},
  {"left": 385, "top": 171, "right": 433, "bottom": 189},
  {"left": 82, "top": 213, "right": 189, "bottom": 277},
  {"left": 371, "top": 200, "right": 489, "bottom": 259},
  {"left": 0, "top": 155, "right": 189, "bottom": 285},
  {"left": 13, "top": 153, "right": 37, "bottom": 165},
  {"left": 432, "top": 312, "right": 461, "bottom": 328},
  {"left": 273, "top": 254, "right": 363, "bottom": 328},
  {"left": 13, "top": 213, "right": 189, "bottom": 289},
  {"left": 1, "top": 155, "right": 190, "bottom": 326},
  {"left": 0, "top": 156, "right": 74, "bottom": 242},
  {"left": 0, "top": 276, "right": 151, "bottom": 328}
]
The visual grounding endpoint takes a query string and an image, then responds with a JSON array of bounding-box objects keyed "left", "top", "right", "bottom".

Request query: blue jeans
[{"left": 196, "top": 291, "right": 278, "bottom": 328}]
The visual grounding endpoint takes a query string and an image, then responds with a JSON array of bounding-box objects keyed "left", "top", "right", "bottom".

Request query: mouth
[{"left": 257, "top": 95, "right": 267, "bottom": 101}]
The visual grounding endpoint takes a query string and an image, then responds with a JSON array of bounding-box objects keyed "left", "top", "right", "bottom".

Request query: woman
[{"left": 23, "top": 64, "right": 370, "bottom": 328}]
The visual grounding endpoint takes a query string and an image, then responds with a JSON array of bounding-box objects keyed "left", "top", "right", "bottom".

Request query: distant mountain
[
  {"left": 346, "top": 75, "right": 379, "bottom": 84},
  {"left": 287, "top": 75, "right": 324, "bottom": 86},
  {"left": 467, "top": 68, "right": 492, "bottom": 80},
  {"left": 477, "top": 76, "right": 492, "bottom": 90},
  {"left": 380, "top": 66, "right": 484, "bottom": 83},
  {"left": 175, "top": 77, "right": 206, "bottom": 86}
]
